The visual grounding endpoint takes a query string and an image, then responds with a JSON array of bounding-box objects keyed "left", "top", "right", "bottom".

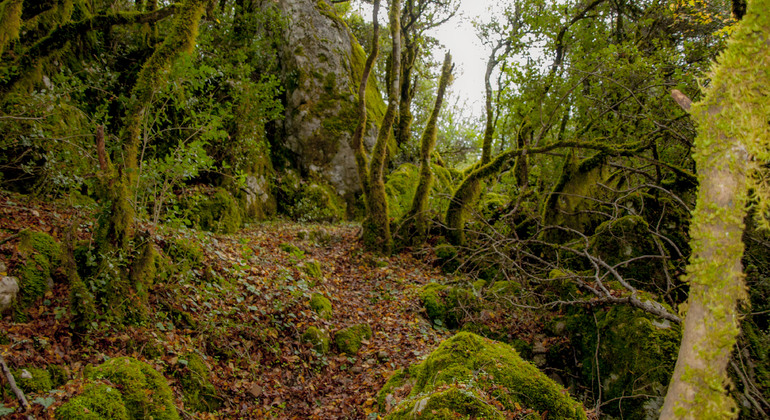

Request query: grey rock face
[{"left": 274, "top": 0, "right": 384, "bottom": 197}]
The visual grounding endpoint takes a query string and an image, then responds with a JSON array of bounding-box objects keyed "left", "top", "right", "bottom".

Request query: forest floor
[{"left": 0, "top": 191, "right": 458, "bottom": 419}]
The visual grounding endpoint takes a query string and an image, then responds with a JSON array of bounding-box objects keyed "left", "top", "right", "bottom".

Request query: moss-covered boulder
[
  {"left": 16, "top": 367, "right": 52, "bottom": 393},
  {"left": 334, "top": 323, "right": 372, "bottom": 355},
  {"left": 301, "top": 259, "right": 324, "bottom": 282},
  {"left": 309, "top": 293, "right": 333, "bottom": 320},
  {"left": 279, "top": 172, "right": 346, "bottom": 222},
  {"left": 564, "top": 304, "right": 681, "bottom": 419},
  {"left": 176, "top": 353, "right": 220, "bottom": 412},
  {"left": 588, "top": 215, "right": 663, "bottom": 290},
  {"left": 386, "top": 386, "right": 505, "bottom": 419},
  {"left": 378, "top": 332, "right": 586, "bottom": 419},
  {"left": 273, "top": 0, "right": 386, "bottom": 203},
  {"left": 418, "top": 283, "right": 477, "bottom": 329},
  {"left": 195, "top": 188, "right": 243, "bottom": 234},
  {"left": 433, "top": 243, "right": 459, "bottom": 273},
  {"left": 56, "top": 384, "right": 129, "bottom": 420},
  {"left": 14, "top": 231, "right": 60, "bottom": 319},
  {"left": 302, "top": 326, "right": 331, "bottom": 354},
  {"left": 86, "top": 357, "right": 179, "bottom": 420}
]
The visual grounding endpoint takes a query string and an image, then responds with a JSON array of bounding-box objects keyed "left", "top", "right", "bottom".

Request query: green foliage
[
  {"left": 380, "top": 332, "right": 586, "bottom": 419},
  {"left": 334, "top": 323, "right": 372, "bottom": 354},
  {"left": 309, "top": 293, "right": 333, "bottom": 320},
  {"left": 56, "top": 384, "right": 129, "bottom": 420},
  {"left": 87, "top": 357, "right": 179, "bottom": 420},
  {"left": 194, "top": 188, "right": 242, "bottom": 234},
  {"left": 278, "top": 172, "right": 346, "bottom": 222}
]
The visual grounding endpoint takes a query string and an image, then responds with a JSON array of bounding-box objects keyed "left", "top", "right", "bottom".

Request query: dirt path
[{"left": 0, "top": 200, "right": 451, "bottom": 419}]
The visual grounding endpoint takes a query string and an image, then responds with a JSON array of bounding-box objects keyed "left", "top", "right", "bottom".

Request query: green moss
[
  {"left": 418, "top": 283, "right": 476, "bottom": 329},
  {"left": 88, "top": 357, "right": 179, "bottom": 420},
  {"left": 56, "top": 384, "right": 129, "bottom": 420},
  {"left": 14, "top": 231, "right": 60, "bottom": 317},
  {"left": 195, "top": 188, "right": 242, "bottom": 234},
  {"left": 487, "top": 281, "right": 521, "bottom": 297},
  {"left": 565, "top": 305, "right": 681, "bottom": 418},
  {"left": 383, "top": 332, "right": 586, "bottom": 419},
  {"left": 419, "top": 283, "right": 448, "bottom": 325},
  {"left": 177, "top": 353, "right": 220, "bottom": 412},
  {"left": 301, "top": 259, "right": 323, "bottom": 281},
  {"left": 18, "top": 230, "right": 60, "bottom": 263},
  {"left": 375, "top": 368, "right": 407, "bottom": 411},
  {"left": 0, "top": 0, "right": 23, "bottom": 55},
  {"left": 386, "top": 386, "right": 504, "bottom": 420},
  {"left": 334, "top": 323, "right": 372, "bottom": 354},
  {"left": 301, "top": 326, "right": 331, "bottom": 354},
  {"left": 290, "top": 181, "right": 346, "bottom": 223},
  {"left": 309, "top": 293, "right": 333, "bottom": 320},
  {"left": 588, "top": 215, "right": 662, "bottom": 289},
  {"left": 433, "top": 244, "right": 459, "bottom": 273},
  {"left": 130, "top": 240, "right": 157, "bottom": 313},
  {"left": 48, "top": 365, "right": 68, "bottom": 388},
  {"left": 15, "top": 367, "right": 52, "bottom": 393}
]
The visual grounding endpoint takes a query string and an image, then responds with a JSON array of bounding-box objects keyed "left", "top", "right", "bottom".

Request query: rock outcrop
[{"left": 273, "top": 0, "right": 386, "bottom": 201}]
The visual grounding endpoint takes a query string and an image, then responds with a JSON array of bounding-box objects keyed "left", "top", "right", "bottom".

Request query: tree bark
[
  {"left": 405, "top": 52, "right": 452, "bottom": 244},
  {"left": 660, "top": 0, "right": 769, "bottom": 416},
  {"left": 362, "top": 0, "right": 401, "bottom": 254}
]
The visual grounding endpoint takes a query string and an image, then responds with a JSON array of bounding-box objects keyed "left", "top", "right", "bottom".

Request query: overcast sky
[{"left": 427, "top": 0, "right": 499, "bottom": 111}]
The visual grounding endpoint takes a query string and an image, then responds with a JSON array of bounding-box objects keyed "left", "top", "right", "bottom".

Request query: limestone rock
[
  {"left": 0, "top": 274, "right": 19, "bottom": 313},
  {"left": 273, "top": 0, "right": 386, "bottom": 199}
]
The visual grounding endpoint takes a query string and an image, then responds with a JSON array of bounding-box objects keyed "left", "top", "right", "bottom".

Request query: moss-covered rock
[
  {"left": 334, "top": 323, "right": 372, "bottom": 354},
  {"left": 56, "top": 384, "right": 129, "bottom": 420},
  {"left": 433, "top": 243, "right": 459, "bottom": 273},
  {"left": 418, "top": 283, "right": 477, "bottom": 329},
  {"left": 177, "top": 353, "right": 220, "bottom": 412},
  {"left": 16, "top": 367, "right": 52, "bottom": 393},
  {"left": 588, "top": 215, "right": 663, "bottom": 290},
  {"left": 301, "top": 259, "right": 324, "bottom": 282},
  {"left": 195, "top": 188, "right": 242, "bottom": 234},
  {"left": 564, "top": 304, "right": 681, "bottom": 419},
  {"left": 87, "top": 357, "right": 179, "bottom": 420},
  {"left": 14, "top": 231, "right": 60, "bottom": 318},
  {"left": 386, "top": 386, "right": 505, "bottom": 420},
  {"left": 279, "top": 173, "right": 346, "bottom": 223},
  {"left": 379, "top": 332, "right": 586, "bottom": 419},
  {"left": 302, "top": 326, "right": 331, "bottom": 354},
  {"left": 419, "top": 283, "right": 448, "bottom": 326},
  {"left": 309, "top": 293, "right": 333, "bottom": 320}
]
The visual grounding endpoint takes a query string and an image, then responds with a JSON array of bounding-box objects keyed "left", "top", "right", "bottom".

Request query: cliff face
[{"left": 274, "top": 0, "right": 385, "bottom": 199}]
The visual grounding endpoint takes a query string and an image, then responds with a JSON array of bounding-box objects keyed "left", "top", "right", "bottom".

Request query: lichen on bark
[{"left": 660, "top": 0, "right": 770, "bottom": 417}]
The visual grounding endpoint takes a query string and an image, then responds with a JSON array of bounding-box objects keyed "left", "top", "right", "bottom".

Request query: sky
[
  {"left": 350, "top": 0, "right": 499, "bottom": 117},
  {"left": 426, "top": 0, "right": 498, "bottom": 111}
]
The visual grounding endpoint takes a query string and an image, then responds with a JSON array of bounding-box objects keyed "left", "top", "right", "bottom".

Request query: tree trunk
[
  {"left": 362, "top": 0, "right": 401, "bottom": 254},
  {"left": 660, "top": 0, "right": 769, "bottom": 416},
  {"left": 405, "top": 52, "right": 452, "bottom": 244}
]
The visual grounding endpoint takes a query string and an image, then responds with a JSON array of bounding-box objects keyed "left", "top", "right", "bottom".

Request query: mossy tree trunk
[
  {"left": 0, "top": 0, "right": 22, "bottom": 55},
  {"left": 445, "top": 41, "right": 508, "bottom": 245},
  {"left": 660, "top": 0, "right": 769, "bottom": 417},
  {"left": 404, "top": 52, "right": 452, "bottom": 244},
  {"left": 352, "top": 0, "right": 401, "bottom": 254},
  {"left": 89, "top": 0, "right": 206, "bottom": 323}
]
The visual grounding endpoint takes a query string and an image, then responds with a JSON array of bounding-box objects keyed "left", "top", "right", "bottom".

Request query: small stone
[
  {"left": 20, "top": 369, "right": 32, "bottom": 379},
  {"left": 351, "top": 366, "right": 363, "bottom": 374},
  {"left": 377, "top": 351, "right": 389, "bottom": 361},
  {"left": 0, "top": 275, "right": 20, "bottom": 312}
]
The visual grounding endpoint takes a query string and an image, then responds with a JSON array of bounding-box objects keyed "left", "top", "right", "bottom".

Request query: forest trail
[{"left": 0, "top": 192, "right": 452, "bottom": 419}]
